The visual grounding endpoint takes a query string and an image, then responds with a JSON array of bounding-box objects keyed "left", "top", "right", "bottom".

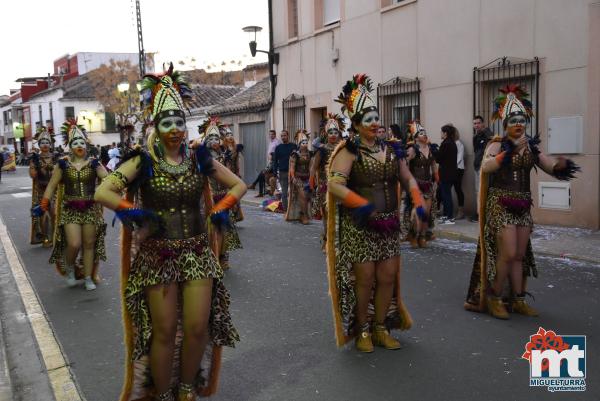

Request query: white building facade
[{"left": 271, "top": 0, "right": 600, "bottom": 229}]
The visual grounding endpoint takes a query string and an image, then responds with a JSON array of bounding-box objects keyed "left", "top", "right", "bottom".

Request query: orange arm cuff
[
  {"left": 410, "top": 186, "right": 424, "bottom": 208},
  {"left": 342, "top": 190, "right": 369, "bottom": 209},
  {"left": 117, "top": 199, "right": 134, "bottom": 210},
  {"left": 40, "top": 197, "right": 50, "bottom": 212},
  {"left": 494, "top": 151, "right": 506, "bottom": 165},
  {"left": 211, "top": 193, "right": 238, "bottom": 214}
]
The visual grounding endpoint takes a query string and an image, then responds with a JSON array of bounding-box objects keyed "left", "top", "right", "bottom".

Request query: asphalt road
[{"left": 0, "top": 168, "right": 598, "bottom": 401}]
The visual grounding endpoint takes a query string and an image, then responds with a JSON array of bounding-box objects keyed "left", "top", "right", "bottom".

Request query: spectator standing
[
  {"left": 249, "top": 130, "right": 281, "bottom": 196},
  {"left": 471, "top": 115, "right": 494, "bottom": 222},
  {"left": 0, "top": 149, "right": 4, "bottom": 182},
  {"left": 273, "top": 130, "right": 297, "bottom": 210},
  {"left": 436, "top": 124, "right": 458, "bottom": 223},
  {"left": 453, "top": 130, "right": 465, "bottom": 219}
]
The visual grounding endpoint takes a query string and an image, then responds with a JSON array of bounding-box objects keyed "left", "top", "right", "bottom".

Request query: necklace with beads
[{"left": 157, "top": 155, "right": 191, "bottom": 176}]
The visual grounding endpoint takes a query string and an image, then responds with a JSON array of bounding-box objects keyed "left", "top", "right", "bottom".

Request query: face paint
[
  {"left": 158, "top": 116, "right": 186, "bottom": 150},
  {"left": 70, "top": 138, "right": 87, "bottom": 157},
  {"left": 359, "top": 110, "right": 380, "bottom": 140},
  {"left": 299, "top": 140, "right": 308, "bottom": 148},
  {"left": 506, "top": 114, "right": 527, "bottom": 139},
  {"left": 327, "top": 129, "right": 340, "bottom": 144},
  {"left": 39, "top": 139, "right": 51, "bottom": 152}
]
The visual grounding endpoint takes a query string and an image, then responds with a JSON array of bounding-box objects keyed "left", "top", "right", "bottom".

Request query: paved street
[{"left": 0, "top": 167, "right": 598, "bottom": 401}]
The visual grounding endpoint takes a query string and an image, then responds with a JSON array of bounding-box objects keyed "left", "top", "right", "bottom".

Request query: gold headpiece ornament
[
  {"left": 198, "top": 117, "right": 223, "bottom": 144},
  {"left": 34, "top": 126, "right": 54, "bottom": 146},
  {"left": 60, "top": 118, "right": 88, "bottom": 147},
  {"left": 492, "top": 84, "right": 534, "bottom": 123},
  {"left": 335, "top": 74, "right": 377, "bottom": 122},
  {"left": 139, "top": 63, "right": 192, "bottom": 123}
]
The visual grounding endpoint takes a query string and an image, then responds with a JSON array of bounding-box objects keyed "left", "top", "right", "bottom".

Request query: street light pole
[{"left": 135, "top": 0, "right": 146, "bottom": 77}]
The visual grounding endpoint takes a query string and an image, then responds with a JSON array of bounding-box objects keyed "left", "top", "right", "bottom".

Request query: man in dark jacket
[
  {"left": 436, "top": 124, "right": 458, "bottom": 223},
  {"left": 273, "top": 130, "right": 297, "bottom": 210},
  {"left": 472, "top": 115, "right": 493, "bottom": 221}
]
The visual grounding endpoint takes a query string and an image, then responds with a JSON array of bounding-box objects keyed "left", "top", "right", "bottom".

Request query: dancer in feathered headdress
[
  {"left": 199, "top": 117, "right": 243, "bottom": 271},
  {"left": 220, "top": 124, "right": 245, "bottom": 222},
  {"left": 464, "top": 84, "right": 580, "bottom": 320},
  {"left": 29, "top": 126, "right": 57, "bottom": 246},
  {"left": 285, "top": 129, "right": 312, "bottom": 224},
  {"left": 404, "top": 121, "right": 440, "bottom": 248},
  {"left": 310, "top": 113, "right": 345, "bottom": 247},
  {"left": 33, "top": 118, "right": 108, "bottom": 291},
  {"left": 94, "top": 63, "right": 246, "bottom": 401},
  {"left": 326, "top": 74, "right": 427, "bottom": 353}
]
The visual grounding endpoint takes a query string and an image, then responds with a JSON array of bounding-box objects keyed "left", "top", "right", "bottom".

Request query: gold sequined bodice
[
  {"left": 63, "top": 162, "right": 97, "bottom": 199},
  {"left": 409, "top": 148, "right": 434, "bottom": 182},
  {"left": 140, "top": 157, "right": 207, "bottom": 239},
  {"left": 293, "top": 151, "right": 311, "bottom": 178},
  {"left": 33, "top": 154, "right": 55, "bottom": 188},
  {"left": 209, "top": 151, "right": 228, "bottom": 197},
  {"left": 318, "top": 145, "right": 335, "bottom": 179},
  {"left": 347, "top": 145, "right": 400, "bottom": 213},
  {"left": 489, "top": 147, "right": 535, "bottom": 193}
]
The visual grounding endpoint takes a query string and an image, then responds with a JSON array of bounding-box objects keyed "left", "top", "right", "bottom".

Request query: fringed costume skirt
[
  {"left": 124, "top": 232, "right": 239, "bottom": 400},
  {"left": 465, "top": 187, "right": 537, "bottom": 308},
  {"left": 285, "top": 176, "right": 311, "bottom": 221},
  {"left": 328, "top": 209, "right": 411, "bottom": 345},
  {"left": 49, "top": 197, "right": 106, "bottom": 279},
  {"left": 30, "top": 182, "right": 54, "bottom": 244},
  {"left": 213, "top": 193, "right": 242, "bottom": 254}
]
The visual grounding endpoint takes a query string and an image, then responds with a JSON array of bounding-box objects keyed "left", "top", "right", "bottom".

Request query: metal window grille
[
  {"left": 473, "top": 57, "right": 540, "bottom": 137},
  {"left": 377, "top": 77, "right": 420, "bottom": 132},
  {"left": 282, "top": 94, "right": 305, "bottom": 139}
]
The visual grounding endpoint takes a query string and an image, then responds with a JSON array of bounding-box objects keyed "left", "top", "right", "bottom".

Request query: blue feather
[
  {"left": 416, "top": 205, "right": 427, "bottom": 222},
  {"left": 194, "top": 144, "right": 215, "bottom": 175},
  {"left": 351, "top": 203, "right": 375, "bottom": 227},
  {"left": 386, "top": 140, "right": 406, "bottom": 160},
  {"left": 210, "top": 210, "right": 231, "bottom": 230},
  {"left": 31, "top": 205, "right": 44, "bottom": 217}
]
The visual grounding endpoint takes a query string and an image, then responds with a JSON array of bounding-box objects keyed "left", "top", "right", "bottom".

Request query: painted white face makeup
[
  {"left": 71, "top": 138, "right": 86, "bottom": 149},
  {"left": 507, "top": 115, "right": 527, "bottom": 128},
  {"left": 158, "top": 116, "right": 186, "bottom": 134},
  {"left": 361, "top": 110, "right": 380, "bottom": 127}
]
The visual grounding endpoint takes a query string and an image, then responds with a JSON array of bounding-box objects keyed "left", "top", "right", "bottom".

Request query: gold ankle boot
[
  {"left": 372, "top": 324, "right": 401, "bottom": 350},
  {"left": 178, "top": 383, "right": 196, "bottom": 401},
  {"left": 355, "top": 329, "right": 374, "bottom": 353},
  {"left": 486, "top": 295, "right": 510, "bottom": 320},
  {"left": 511, "top": 296, "right": 539, "bottom": 317}
]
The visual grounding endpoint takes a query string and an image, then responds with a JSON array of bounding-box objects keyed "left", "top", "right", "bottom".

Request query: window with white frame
[{"left": 323, "top": 0, "right": 340, "bottom": 26}]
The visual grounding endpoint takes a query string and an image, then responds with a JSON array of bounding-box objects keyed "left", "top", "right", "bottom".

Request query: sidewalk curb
[
  {"left": 241, "top": 197, "right": 598, "bottom": 265},
  {"left": 433, "top": 228, "right": 599, "bottom": 265},
  {"left": 0, "top": 216, "right": 85, "bottom": 401}
]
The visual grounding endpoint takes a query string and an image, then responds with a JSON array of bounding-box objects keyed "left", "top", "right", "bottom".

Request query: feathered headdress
[
  {"left": 139, "top": 62, "right": 193, "bottom": 123},
  {"left": 323, "top": 113, "right": 346, "bottom": 134},
  {"left": 295, "top": 129, "right": 309, "bottom": 144},
  {"left": 492, "top": 84, "right": 534, "bottom": 122},
  {"left": 60, "top": 118, "right": 87, "bottom": 146},
  {"left": 198, "top": 117, "right": 223, "bottom": 144},
  {"left": 335, "top": 74, "right": 377, "bottom": 121},
  {"left": 34, "top": 126, "right": 54, "bottom": 145},
  {"left": 406, "top": 120, "right": 426, "bottom": 144}
]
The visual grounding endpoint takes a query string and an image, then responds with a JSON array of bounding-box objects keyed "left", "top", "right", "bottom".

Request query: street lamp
[
  {"left": 242, "top": 25, "right": 279, "bottom": 101},
  {"left": 117, "top": 81, "right": 130, "bottom": 93}
]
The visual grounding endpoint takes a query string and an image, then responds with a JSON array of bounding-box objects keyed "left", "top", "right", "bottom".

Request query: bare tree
[{"left": 87, "top": 59, "right": 142, "bottom": 145}]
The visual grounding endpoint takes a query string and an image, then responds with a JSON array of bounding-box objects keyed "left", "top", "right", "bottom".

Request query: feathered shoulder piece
[
  {"left": 58, "top": 157, "right": 69, "bottom": 170},
  {"left": 335, "top": 74, "right": 376, "bottom": 120},
  {"left": 193, "top": 144, "right": 215, "bottom": 176},
  {"left": 60, "top": 118, "right": 87, "bottom": 145},
  {"left": 140, "top": 63, "right": 192, "bottom": 122},
  {"left": 116, "top": 148, "right": 153, "bottom": 193},
  {"left": 492, "top": 84, "right": 534, "bottom": 122},
  {"left": 384, "top": 139, "right": 406, "bottom": 160},
  {"left": 236, "top": 144, "right": 244, "bottom": 153}
]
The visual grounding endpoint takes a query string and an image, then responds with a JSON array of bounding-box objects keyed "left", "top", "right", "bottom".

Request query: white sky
[{"left": 0, "top": 0, "right": 269, "bottom": 95}]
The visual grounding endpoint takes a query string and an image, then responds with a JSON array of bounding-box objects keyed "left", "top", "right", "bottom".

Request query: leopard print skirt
[
  {"left": 285, "top": 176, "right": 311, "bottom": 221},
  {"left": 49, "top": 201, "right": 106, "bottom": 272},
  {"left": 333, "top": 211, "right": 404, "bottom": 337},
  {"left": 465, "top": 187, "right": 537, "bottom": 308},
  {"left": 124, "top": 233, "right": 239, "bottom": 397}
]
